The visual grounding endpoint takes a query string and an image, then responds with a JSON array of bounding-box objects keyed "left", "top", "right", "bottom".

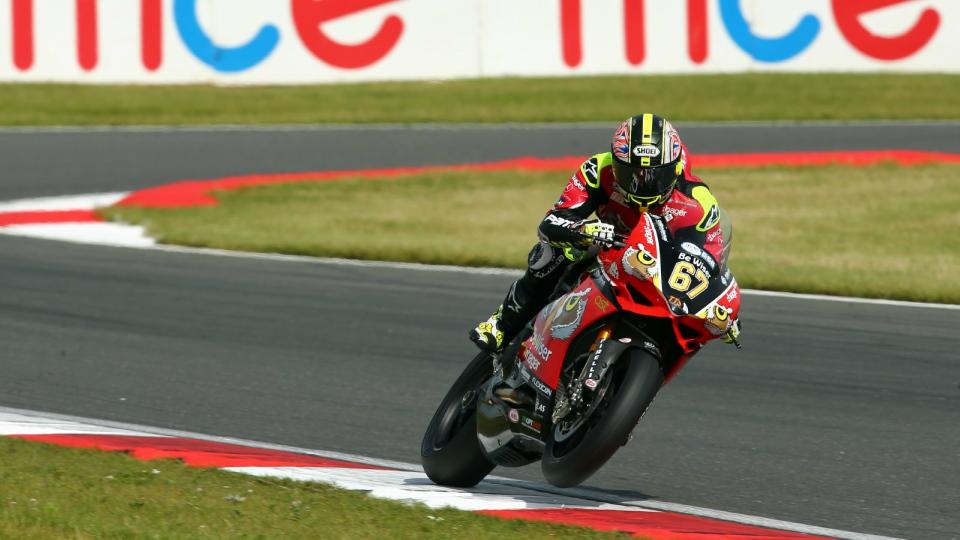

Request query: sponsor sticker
[
  {"left": 584, "top": 378, "right": 598, "bottom": 389},
  {"left": 523, "top": 348, "right": 541, "bottom": 370},
  {"left": 608, "top": 262, "right": 620, "bottom": 280},
  {"left": 530, "top": 376, "right": 552, "bottom": 397},
  {"left": 664, "top": 207, "right": 688, "bottom": 223},
  {"left": 655, "top": 219, "right": 669, "bottom": 242},
  {"left": 535, "top": 399, "right": 547, "bottom": 414},
  {"left": 581, "top": 158, "right": 600, "bottom": 187},
  {"left": 632, "top": 144, "right": 660, "bottom": 158},
  {"left": 508, "top": 409, "right": 520, "bottom": 423},
  {"left": 530, "top": 334, "right": 552, "bottom": 362},
  {"left": 681, "top": 242, "right": 702, "bottom": 257},
  {"left": 564, "top": 177, "right": 585, "bottom": 193},
  {"left": 700, "top": 250, "right": 717, "bottom": 270},
  {"left": 726, "top": 288, "right": 739, "bottom": 303},
  {"left": 644, "top": 220, "right": 655, "bottom": 246},
  {"left": 594, "top": 295, "right": 611, "bottom": 312},
  {"left": 545, "top": 214, "right": 576, "bottom": 228},
  {"left": 668, "top": 295, "right": 687, "bottom": 314},
  {"left": 618, "top": 337, "right": 632, "bottom": 343},
  {"left": 700, "top": 205, "right": 721, "bottom": 231},
  {"left": 521, "top": 416, "right": 542, "bottom": 433},
  {"left": 519, "top": 362, "right": 552, "bottom": 397}
]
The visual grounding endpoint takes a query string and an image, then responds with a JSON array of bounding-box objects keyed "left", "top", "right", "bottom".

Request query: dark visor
[{"left": 613, "top": 160, "right": 680, "bottom": 198}]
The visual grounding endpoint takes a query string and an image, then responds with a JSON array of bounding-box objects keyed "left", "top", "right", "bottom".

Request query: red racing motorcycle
[{"left": 421, "top": 212, "right": 740, "bottom": 488}]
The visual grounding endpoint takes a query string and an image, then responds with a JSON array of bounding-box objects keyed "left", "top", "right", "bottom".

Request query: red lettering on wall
[
  {"left": 77, "top": 0, "right": 97, "bottom": 71},
  {"left": 832, "top": 0, "right": 940, "bottom": 61},
  {"left": 564, "top": 0, "right": 645, "bottom": 67},
  {"left": 12, "top": 0, "right": 33, "bottom": 70},
  {"left": 14, "top": 0, "right": 161, "bottom": 72},
  {"left": 560, "top": 0, "right": 582, "bottom": 67},
  {"left": 141, "top": 0, "right": 162, "bottom": 71},
  {"left": 687, "top": 0, "right": 707, "bottom": 64},
  {"left": 291, "top": 0, "right": 403, "bottom": 69},
  {"left": 624, "top": 0, "right": 644, "bottom": 65}
]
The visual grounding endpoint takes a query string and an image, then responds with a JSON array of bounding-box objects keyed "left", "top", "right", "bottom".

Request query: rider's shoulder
[
  {"left": 577, "top": 152, "right": 614, "bottom": 189},
  {"left": 672, "top": 176, "right": 721, "bottom": 233}
]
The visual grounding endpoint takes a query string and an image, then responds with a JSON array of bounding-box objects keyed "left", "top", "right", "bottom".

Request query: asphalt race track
[
  {"left": 3, "top": 122, "right": 960, "bottom": 200},
  {"left": 2, "top": 124, "right": 960, "bottom": 539}
]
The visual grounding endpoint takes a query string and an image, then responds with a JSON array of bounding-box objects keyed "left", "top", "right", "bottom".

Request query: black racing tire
[
  {"left": 421, "top": 351, "right": 497, "bottom": 487},
  {"left": 541, "top": 348, "right": 663, "bottom": 488}
]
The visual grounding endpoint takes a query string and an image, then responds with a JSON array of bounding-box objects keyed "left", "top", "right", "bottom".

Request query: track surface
[
  {"left": 2, "top": 124, "right": 960, "bottom": 539},
  {"left": 3, "top": 122, "right": 960, "bottom": 200}
]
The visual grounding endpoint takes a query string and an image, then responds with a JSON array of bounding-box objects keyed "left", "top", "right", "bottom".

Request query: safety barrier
[{"left": 0, "top": 0, "right": 956, "bottom": 84}]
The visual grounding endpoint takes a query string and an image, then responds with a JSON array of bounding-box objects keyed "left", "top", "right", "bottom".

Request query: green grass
[
  {"left": 0, "top": 437, "right": 627, "bottom": 540},
  {"left": 102, "top": 163, "right": 960, "bottom": 304},
  {"left": 2, "top": 74, "right": 959, "bottom": 125}
]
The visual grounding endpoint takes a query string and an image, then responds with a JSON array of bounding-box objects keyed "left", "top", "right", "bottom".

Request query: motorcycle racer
[{"left": 470, "top": 113, "right": 741, "bottom": 352}]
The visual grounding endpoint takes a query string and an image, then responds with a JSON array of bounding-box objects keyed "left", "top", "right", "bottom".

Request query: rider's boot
[
  {"left": 469, "top": 282, "right": 538, "bottom": 352},
  {"left": 469, "top": 304, "right": 507, "bottom": 352}
]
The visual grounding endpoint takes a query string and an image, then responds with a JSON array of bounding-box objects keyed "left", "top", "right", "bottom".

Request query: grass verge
[
  {"left": 0, "top": 437, "right": 626, "bottom": 540},
  {"left": 2, "top": 74, "right": 959, "bottom": 125},
  {"left": 103, "top": 163, "right": 960, "bottom": 304}
]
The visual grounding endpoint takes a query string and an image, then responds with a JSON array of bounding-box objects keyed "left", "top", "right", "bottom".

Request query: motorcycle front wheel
[
  {"left": 420, "top": 351, "right": 496, "bottom": 487},
  {"left": 541, "top": 348, "right": 663, "bottom": 488}
]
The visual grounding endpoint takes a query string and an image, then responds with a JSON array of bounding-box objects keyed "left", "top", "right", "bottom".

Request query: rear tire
[
  {"left": 421, "top": 351, "right": 497, "bottom": 487},
  {"left": 541, "top": 349, "right": 662, "bottom": 488}
]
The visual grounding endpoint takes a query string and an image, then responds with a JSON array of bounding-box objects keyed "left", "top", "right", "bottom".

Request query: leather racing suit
[{"left": 494, "top": 145, "right": 727, "bottom": 345}]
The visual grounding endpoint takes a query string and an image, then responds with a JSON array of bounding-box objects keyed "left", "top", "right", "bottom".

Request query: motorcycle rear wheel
[
  {"left": 541, "top": 348, "right": 663, "bottom": 488},
  {"left": 421, "top": 351, "right": 497, "bottom": 487}
]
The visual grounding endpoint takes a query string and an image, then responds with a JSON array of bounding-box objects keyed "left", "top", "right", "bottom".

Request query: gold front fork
[{"left": 590, "top": 325, "right": 614, "bottom": 352}]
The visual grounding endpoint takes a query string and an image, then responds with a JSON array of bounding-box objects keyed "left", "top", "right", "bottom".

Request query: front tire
[
  {"left": 421, "top": 351, "right": 497, "bottom": 487},
  {"left": 541, "top": 349, "right": 663, "bottom": 488}
]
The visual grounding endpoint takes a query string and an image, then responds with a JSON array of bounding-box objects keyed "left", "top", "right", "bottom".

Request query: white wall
[{"left": 0, "top": 0, "right": 955, "bottom": 84}]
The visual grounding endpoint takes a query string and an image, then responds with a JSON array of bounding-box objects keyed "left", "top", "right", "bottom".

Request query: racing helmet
[{"left": 610, "top": 114, "right": 684, "bottom": 209}]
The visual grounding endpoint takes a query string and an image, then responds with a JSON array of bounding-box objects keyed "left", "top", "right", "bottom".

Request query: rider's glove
[
  {"left": 723, "top": 317, "right": 742, "bottom": 345},
  {"left": 579, "top": 220, "right": 616, "bottom": 248}
]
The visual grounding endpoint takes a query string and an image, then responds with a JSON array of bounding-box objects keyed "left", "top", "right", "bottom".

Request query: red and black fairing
[
  {"left": 519, "top": 212, "right": 739, "bottom": 391},
  {"left": 476, "top": 212, "right": 739, "bottom": 467},
  {"left": 517, "top": 279, "right": 618, "bottom": 392},
  {"left": 601, "top": 213, "right": 740, "bottom": 381}
]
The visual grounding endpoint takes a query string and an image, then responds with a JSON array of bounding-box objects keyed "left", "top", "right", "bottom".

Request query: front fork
[{"left": 552, "top": 323, "right": 616, "bottom": 423}]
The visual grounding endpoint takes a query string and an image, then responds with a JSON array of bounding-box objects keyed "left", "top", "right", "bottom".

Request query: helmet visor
[{"left": 613, "top": 160, "right": 680, "bottom": 204}]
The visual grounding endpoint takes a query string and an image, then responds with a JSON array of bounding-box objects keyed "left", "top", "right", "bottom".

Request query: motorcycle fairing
[
  {"left": 476, "top": 360, "right": 549, "bottom": 466},
  {"left": 520, "top": 277, "right": 616, "bottom": 392},
  {"left": 599, "top": 213, "right": 742, "bottom": 356}
]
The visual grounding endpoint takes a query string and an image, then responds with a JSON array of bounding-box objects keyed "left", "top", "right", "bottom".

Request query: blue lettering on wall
[
  {"left": 174, "top": 0, "right": 280, "bottom": 73},
  {"left": 718, "top": 0, "right": 820, "bottom": 63}
]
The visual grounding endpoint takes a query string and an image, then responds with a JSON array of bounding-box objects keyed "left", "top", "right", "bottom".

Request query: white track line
[
  {"left": 143, "top": 244, "right": 960, "bottom": 311},
  {"left": 0, "top": 192, "right": 128, "bottom": 212},
  {"left": 1, "top": 190, "right": 957, "bottom": 311},
  {"left": 0, "top": 406, "right": 900, "bottom": 540},
  {"left": 1, "top": 227, "right": 956, "bottom": 311}
]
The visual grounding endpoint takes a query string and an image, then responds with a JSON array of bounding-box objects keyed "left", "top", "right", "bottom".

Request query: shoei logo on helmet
[{"left": 633, "top": 145, "right": 661, "bottom": 158}]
